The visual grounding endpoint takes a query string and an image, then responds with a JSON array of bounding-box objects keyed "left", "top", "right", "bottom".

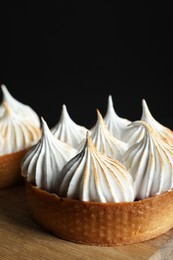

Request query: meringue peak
[
  {"left": 40, "top": 117, "right": 49, "bottom": 134},
  {"left": 21, "top": 118, "right": 77, "bottom": 192},
  {"left": 51, "top": 104, "right": 88, "bottom": 148},
  {"left": 141, "top": 99, "right": 153, "bottom": 120},
  {"left": 108, "top": 94, "right": 113, "bottom": 106},
  {"left": 141, "top": 99, "right": 173, "bottom": 146},
  {"left": 122, "top": 119, "right": 173, "bottom": 200},
  {"left": 107, "top": 95, "right": 114, "bottom": 112},
  {"left": 1, "top": 84, "right": 10, "bottom": 99},
  {"left": 61, "top": 104, "right": 69, "bottom": 119},
  {"left": 96, "top": 108, "right": 106, "bottom": 125},
  {"left": 90, "top": 108, "right": 128, "bottom": 161},
  {"left": 0, "top": 85, "right": 41, "bottom": 128},
  {"left": 0, "top": 88, "right": 41, "bottom": 155},
  {"left": 106, "top": 95, "right": 118, "bottom": 117},
  {"left": 57, "top": 127, "right": 134, "bottom": 202},
  {"left": 104, "top": 95, "right": 131, "bottom": 140}
]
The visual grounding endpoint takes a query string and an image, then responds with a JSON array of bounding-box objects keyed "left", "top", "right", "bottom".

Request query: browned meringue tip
[
  {"left": 96, "top": 108, "right": 105, "bottom": 123},
  {"left": 0, "top": 148, "right": 30, "bottom": 189},
  {"left": 25, "top": 181, "right": 173, "bottom": 246},
  {"left": 2, "top": 101, "right": 12, "bottom": 115}
]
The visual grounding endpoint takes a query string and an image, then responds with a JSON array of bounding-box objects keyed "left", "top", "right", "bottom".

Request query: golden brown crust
[
  {"left": 25, "top": 181, "right": 173, "bottom": 246},
  {"left": 0, "top": 148, "right": 30, "bottom": 189}
]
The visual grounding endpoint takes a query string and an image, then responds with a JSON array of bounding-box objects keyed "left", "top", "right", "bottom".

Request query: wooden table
[{"left": 0, "top": 184, "right": 173, "bottom": 260}]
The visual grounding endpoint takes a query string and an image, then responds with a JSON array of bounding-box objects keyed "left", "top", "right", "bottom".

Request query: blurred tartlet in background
[{"left": 0, "top": 84, "right": 41, "bottom": 189}]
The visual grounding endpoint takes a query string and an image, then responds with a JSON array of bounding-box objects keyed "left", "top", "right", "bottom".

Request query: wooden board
[{"left": 1, "top": 184, "right": 173, "bottom": 260}]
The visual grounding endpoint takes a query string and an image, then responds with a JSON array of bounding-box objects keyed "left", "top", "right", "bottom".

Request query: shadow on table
[{"left": 0, "top": 183, "right": 45, "bottom": 234}]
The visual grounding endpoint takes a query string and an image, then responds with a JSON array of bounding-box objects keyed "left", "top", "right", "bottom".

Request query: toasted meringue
[
  {"left": 57, "top": 132, "right": 134, "bottom": 202},
  {"left": 51, "top": 104, "right": 88, "bottom": 148},
  {"left": 122, "top": 120, "right": 173, "bottom": 200},
  {"left": 141, "top": 99, "right": 173, "bottom": 146},
  {"left": 0, "top": 84, "right": 40, "bottom": 128},
  {"left": 0, "top": 85, "right": 41, "bottom": 189},
  {"left": 121, "top": 121, "right": 145, "bottom": 147},
  {"left": 88, "top": 109, "right": 128, "bottom": 161},
  {"left": 122, "top": 99, "right": 173, "bottom": 147},
  {"left": 21, "top": 96, "right": 173, "bottom": 246},
  {"left": 0, "top": 102, "right": 40, "bottom": 155},
  {"left": 21, "top": 118, "right": 77, "bottom": 192},
  {"left": 104, "top": 95, "right": 131, "bottom": 140}
]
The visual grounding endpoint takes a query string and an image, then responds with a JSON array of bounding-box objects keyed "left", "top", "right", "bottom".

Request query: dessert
[
  {"left": 122, "top": 99, "right": 173, "bottom": 147},
  {"left": 79, "top": 109, "right": 128, "bottom": 161},
  {"left": 21, "top": 98, "right": 173, "bottom": 246},
  {"left": 104, "top": 95, "right": 131, "bottom": 140},
  {"left": 51, "top": 104, "right": 88, "bottom": 148},
  {"left": 141, "top": 99, "right": 173, "bottom": 146},
  {"left": 0, "top": 84, "right": 41, "bottom": 189},
  {"left": 0, "top": 84, "right": 40, "bottom": 127},
  {"left": 21, "top": 117, "right": 77, "bottom": 193},
  {"left": 57, "top": 132, "right": 134, "bottom": 202},
  {"left": 122, "top": 120, "right": 173, "bottom": 200}
]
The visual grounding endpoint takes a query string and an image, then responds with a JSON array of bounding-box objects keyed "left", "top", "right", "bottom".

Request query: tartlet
[
  {"left": 0, "top": 85, "right": 41, "bottom": 189},
  {"left": 25, "top": 181, "right": 173, "bottom": 246},
  {"left": 21, "top": 98, "right": 173, "bottom": 246}
]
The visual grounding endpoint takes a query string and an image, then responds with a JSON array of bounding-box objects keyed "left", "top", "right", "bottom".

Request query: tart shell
[
  {"left": 25, "top": 181, "right": 173, "bottom": 246},
  {"left": 0, "top": 149, "right": 30, "bottom": 189}
]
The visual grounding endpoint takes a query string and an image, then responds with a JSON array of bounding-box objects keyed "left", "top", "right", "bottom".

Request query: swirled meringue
[
  {"left": 89, "top": 109, "right": 128, "bottom": 161},
  {"left": 57, "top": 132, "right": 134, "bottom": 202},
  {"left": 122, "top": 120, "right": 173, "bottom": 200},
  {"left": 0, "top": 84, "right": 40, "bottom": 128},
  {"left": 141, "top": 99, "right": 173, "bottom": 146},
  {"left": 21, "top": 118, "right": 77, "bottom": 192},
  {"left": 51, "top": 104, "right": 88, "bottom": 148},
  {"left": 121, "top": 122, "right": 145, "bottom": 147},
  {"left": 0, "top": 102, "right": 41, "bottom": 155},
  {"left": 104, "top": 95, "right": 131, "bottom": 140},
  {"left": 122, "top": 99, "right": 173, "bottom": 148}
]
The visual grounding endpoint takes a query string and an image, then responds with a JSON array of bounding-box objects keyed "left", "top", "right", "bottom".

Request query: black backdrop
[{"left": 1, "top": 2, "right": 173, "bottom": 130}]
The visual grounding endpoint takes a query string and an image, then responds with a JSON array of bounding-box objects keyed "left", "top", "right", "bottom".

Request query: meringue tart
[
  {"left": 0, "top": 85, "right": 41, "bottom": 189},
  {"left": 21, "top": 102, "right": 173, "bottom": 246}
]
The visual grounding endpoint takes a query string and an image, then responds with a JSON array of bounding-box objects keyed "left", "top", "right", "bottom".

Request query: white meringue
[
  {"left": 123, "top": 99, "right": 173, "bottom": 148},
  {"left": 0, "top": 84, "right": 40, "bottom": 128},
  {"left": 51, "top": 104, "right": 88, "bottom": 148},
  {"left": 122, "top": 120, "right": 173, "bottom": 200},
  {"left": 0, "top": 102, "right": 41, "bottom": 155},
  {"left": 57, "top": 132, "right": 134, "bottom": 203},
  {"left": 121, "top": 121, "right": 145, "bottom": 147},
  {"left": 89, "top": 109, "right": 128, "bottom": 161},
  {"left": 141, "top": 99, "right": 173, "bottom": 146},
  {"left": 104, "top": 95, "right": 131, "bottom": 140},
  {"left": 21, "top": 118, "right": 77, "bottom": 192}
]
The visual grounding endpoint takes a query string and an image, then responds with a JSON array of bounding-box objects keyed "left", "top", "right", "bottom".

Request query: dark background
[{"left": 1, "top": 2, "right": 173, "bottom": 130}]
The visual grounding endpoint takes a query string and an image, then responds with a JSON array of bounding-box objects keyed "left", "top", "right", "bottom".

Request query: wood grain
[{"left": 0, "top": 184, "right": 173, "bottom": 260}]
